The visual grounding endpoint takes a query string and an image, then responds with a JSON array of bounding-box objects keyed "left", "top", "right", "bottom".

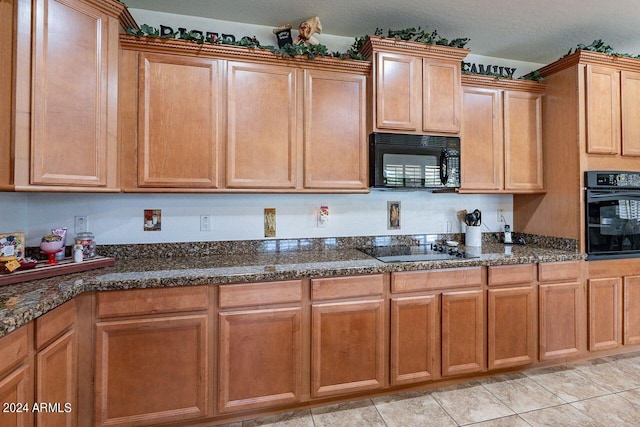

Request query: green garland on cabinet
[
  {"left": 563, "top": 39, "right": 640, "bottom": 60},
  {"left": 125, "top": 24, "right": 366, "bottom": 60},
  {"left": 125, "top": 24, "right": 470, "bottom": 61}
]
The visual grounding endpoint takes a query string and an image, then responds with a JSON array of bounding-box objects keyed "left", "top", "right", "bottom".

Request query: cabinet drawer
[
  {"left": 392, "top": 268, "right": 482, "bottom": 293},
  {"left": 538, "top": 261, "right": 581, "bottom": 282},
  {"left": 488, "top": 264, "right": 534, "bottom": 286},
  {"left": 311, "top": 275, "right": 384, "bottom": 301},
  {"left": 0, "top": 325, "right": 28, "bottom": 376},
  {"left": 219, "top": 280, "right": 302, "bottom": 308},
  {"left": 97, "top": 285, "right": 209, "bottom": 318},
  {"left": 36, "top": 299, "right": 76, "bottom": 350}
]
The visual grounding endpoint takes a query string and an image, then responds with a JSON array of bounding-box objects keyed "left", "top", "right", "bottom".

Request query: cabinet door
[
  {"left": 460, "top": 87, "right": 503, "bottom": 190},
  {"left": 586, "top": 65, "right": 621, "bottom": 154},
  {"left": 539, "top": 282, "right": 582, "bottom": 360},
  {"left": 0, "top": 326, "right": 32, "bottom": 427},
  {"left": 138, "top": 53, "right": 220, "bottom": 188},
  {"left": 303, "top": 70, "right": 367, "bottom": 189},
  {"left": 227, "top": 62, "right": 297, "bottom": 188},
  {"left": 31, "top": 0, "right": 116, "bottom": 187},
  {"left": 588, "top": 277, "right": 622, "bottom": 351},
  {"left": 375, "top": 52, "right": 421, "bottom": 131},
  {"left": 441, "top": 289, "right": 484, "bottom": 376},
  {"left": 311, "top": 300, "right": 385, "bottom": 397},
  {"left": 423, "top": 58, "right": 461, "bottom": 133},
  {"left": 218, "top": 307, "right": 302, "bottom": 413},
  {"left": 488, "top": 286, "right": 535, "bottom": 370},
  {"left": 624, "top": 276, "right": 640, "bottom": 345},
  {"left": 504, "top": 91, "right": 543, "bottom": 191},
  {"left": 390, "top": 295, "right": 439, "bottom": 386},
  {"left": 621, "top": 71, "right": 640, "bottom": 156},
  {"left": 36, "top": 330, "right": 76, "bottom": 427},
  {"left": 95, "top": 314, "right": 208, "bottom": 426},
  {"left": 0, "top": 365, "right": 32, "bottom": 427}
]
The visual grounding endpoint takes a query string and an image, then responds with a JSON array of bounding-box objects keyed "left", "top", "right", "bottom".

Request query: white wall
[{"left": 0, "top": 192, "right": 511, "bottom": 246}]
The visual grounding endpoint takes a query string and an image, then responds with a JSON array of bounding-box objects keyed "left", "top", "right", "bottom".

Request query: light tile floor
[{"left": 220, "top": 351, "right": 640, "bottom": 426}]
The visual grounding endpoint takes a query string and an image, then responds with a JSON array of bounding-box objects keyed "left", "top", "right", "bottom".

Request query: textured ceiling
[{"left": 122, "top": 0, "right": 640, "bottom": 64}]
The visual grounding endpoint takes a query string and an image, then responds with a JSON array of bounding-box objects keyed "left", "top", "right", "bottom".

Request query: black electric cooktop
[{"left": 361, "top": 244, "right": 480, "bottom": 263}]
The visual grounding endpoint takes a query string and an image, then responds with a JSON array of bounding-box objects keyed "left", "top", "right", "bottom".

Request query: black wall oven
[{"left": 586, "top": 171, "right": 640, "bottom": 259}]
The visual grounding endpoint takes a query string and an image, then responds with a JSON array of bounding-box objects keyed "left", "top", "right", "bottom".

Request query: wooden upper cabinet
[
  {"left": 586, "top": 64, "right": 621, "bottom": 155},
  {"left": 423, "top": 58, "right": 461, "bottom": 133},
  {"left": 137, "top": 53, "right": 221, "bottom": 188},
  {"left": 226, "top": 61, "right": 297, "bottom": 189},
  {"left": 363, "top": 36, "right": 467, "bottom": 135},
  {"left": 460, "top": 76, "right": 544, "bottom": 193},
  {"left": 303, "top": 69, "right": 367, "bottom": 189},
  {"left": 30, "top": 0, "right": 119, "bottom": 189},
  {"left": 504, "top": 90, "right": 543, "bottom": 191},
  {"left": 375, "top": 52, "right": 421, "bottom": 131},
  {"left": 621, "top": 70, "right": 640, "bottom": 156},
  {"left": 460, "top": 86, "right": 503, "bottom": 190}
]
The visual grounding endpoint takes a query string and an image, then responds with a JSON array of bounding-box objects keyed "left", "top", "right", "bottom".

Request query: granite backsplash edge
[{"left": 25, "top": 232, "right": 577, "bottom": 260}]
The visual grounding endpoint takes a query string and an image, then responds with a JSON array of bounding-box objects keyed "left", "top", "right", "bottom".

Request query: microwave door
[{"left": 382, "top": 153, "right": 440, "bottom": 188}]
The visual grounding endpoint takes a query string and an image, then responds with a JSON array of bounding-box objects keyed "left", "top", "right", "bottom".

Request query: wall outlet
[
  {"left": 74, "top": 216, "right": 88, "bottom": 233},
  {"left": 317, "top": 206, "right": 329, "bottom": 228},
  {"left": 497, "top": 209, "right": 504, "bottom": 222},
  {"left": 200, "top": 215, "right": 212, "bottom": 231}
]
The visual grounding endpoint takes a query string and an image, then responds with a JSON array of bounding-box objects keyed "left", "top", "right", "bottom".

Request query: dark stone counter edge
[{"left": 0, "top": 250, "right": 585, "bottom": 338}]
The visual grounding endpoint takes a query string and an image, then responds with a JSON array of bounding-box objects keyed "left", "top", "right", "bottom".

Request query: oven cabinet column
[
  {"left": 537, "top": 261, "right": 585, "bottom": 360},
  {"left": 390, "top": 267, "right": 484, "bottom": 384},
  {"left": 94, "top": 287, "right": 210, "bottom": 427},
  {"left": 588, "top": 259, "right": 640, "bottom": 349},
  {"left": 217, "top": 281, "right": 304, "bottom": 414},
  {"left": 486, "top": 265, "right": 537, "bottom": 370},
  {"left": 310, "top": 275, "right": 386, "bottom": 398}
]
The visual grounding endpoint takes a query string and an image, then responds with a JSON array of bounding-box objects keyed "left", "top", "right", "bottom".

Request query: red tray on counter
[{"left": 0, "top": 256, "right": 115, "bottom": 286}]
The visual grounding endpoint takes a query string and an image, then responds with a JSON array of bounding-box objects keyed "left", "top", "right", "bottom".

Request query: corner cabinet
[
  {"left": 361, "top": 36, "right": 468, "bottom": 135},
  {"left": 460, "top": 75, "right": 544, "bottom": 193},
  {"left": 119, "top": 36, "right": 370, "bottom": 193},
  {"left": 1, "top": 0, "right": 131, "bottom": 191}
]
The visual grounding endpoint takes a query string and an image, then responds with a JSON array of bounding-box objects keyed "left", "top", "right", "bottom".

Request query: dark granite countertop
[{"left": 0, "top": 241, "right": 585, "bottom": 338}]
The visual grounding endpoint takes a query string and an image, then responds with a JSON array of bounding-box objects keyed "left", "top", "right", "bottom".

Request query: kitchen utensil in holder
[{"left": 465, "top": 225, "right": 482, "bottom": 247}]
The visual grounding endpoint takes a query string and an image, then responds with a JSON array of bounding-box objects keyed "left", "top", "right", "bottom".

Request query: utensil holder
[{"left": 465, "top": 226, "right": 482, "bottom": 247}]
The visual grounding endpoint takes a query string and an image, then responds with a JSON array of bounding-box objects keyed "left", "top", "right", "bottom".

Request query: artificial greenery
[
  {"left": 125, "top": 24, "right": 366, "bottom": 60},
  {"left": 563, "top": 39, "right": 640, "bottom": 60},
  {"left": 372, "top": 26, "right": 470, "bottom": 49}
]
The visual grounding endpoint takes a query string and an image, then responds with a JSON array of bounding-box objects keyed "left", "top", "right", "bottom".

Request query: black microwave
[{"left": 369, "top": 132, "right": 460, "bottom": 190}]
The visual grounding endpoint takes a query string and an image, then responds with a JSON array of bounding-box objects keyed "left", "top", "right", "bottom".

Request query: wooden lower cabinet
[
  {"left": 488, "top": 286, "right": 536, "bottom": 369},
  {"left": 624, "top": 276, "right": 640, "bottom": 345},
  {"left": 218, "top": 307, "right": 302, "bottom": 413},
  {"left": 538, "top": 282, "right": 582, "bottom": 360},
  {"left": 311, "top": 299, "right": 385, "bottom": 397},
  {"left": 0, "top": 325, "right": 32, "bottom": 427},
  {"left": 441, "top": 289, "right": 485, "bottom": 376},
  {"left": 390, "top": 295, "right": 439, "bottom": 385},
  {"left": 94, "top": 314, "right": 209, "bottom": 426},
  {"left": 34, "top": 300, "right": 77, "bottom": 427},
  {"left": 588, "top": 277, "right": 622, "bottom": 351}
]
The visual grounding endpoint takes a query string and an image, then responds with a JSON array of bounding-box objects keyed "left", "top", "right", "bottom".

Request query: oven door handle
[{"left": 587, "top": 190, "right": 640, "bottom": 201}]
